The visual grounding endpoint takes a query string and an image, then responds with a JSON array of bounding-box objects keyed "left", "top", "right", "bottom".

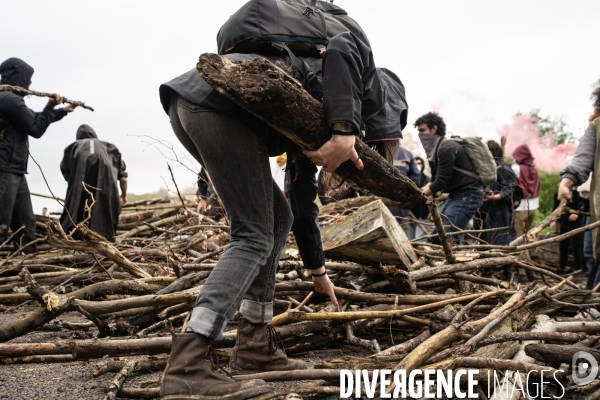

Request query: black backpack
[
  {"left": 217, "top": 0, "right": 370, "bottom": 99},
  {"left": 217, "top": 0, "right": 370, "bottom": 57}
]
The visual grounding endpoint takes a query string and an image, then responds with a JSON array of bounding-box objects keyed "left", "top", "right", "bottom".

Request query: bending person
[{"left": 158, "top": 32, "right": 406, "bottom": 399}]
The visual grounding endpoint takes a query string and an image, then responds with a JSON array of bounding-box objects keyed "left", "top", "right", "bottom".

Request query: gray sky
[{"left": 2, "top": 0, "right": 598, "bottom": 213}]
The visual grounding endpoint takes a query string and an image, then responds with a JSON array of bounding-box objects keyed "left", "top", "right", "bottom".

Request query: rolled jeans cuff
[
  {"left": 240, "top": 299, "right": 273, "bottom": 324},
  {"left": 186, "top": 306, "right": 229, "bottom": 340}
]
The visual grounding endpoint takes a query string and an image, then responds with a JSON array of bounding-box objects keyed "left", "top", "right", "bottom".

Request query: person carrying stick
[{"left": 0, "top": 57, "right": 79, "bottom": 254}]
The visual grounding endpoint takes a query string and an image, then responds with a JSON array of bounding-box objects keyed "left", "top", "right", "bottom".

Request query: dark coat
[
  {"left": 59, "top": 125, "right": 127, "bottom": 242},
  {"left": 410, "top": 170, "right": 431, "bottom": 219},
  {"left": 0, "top": 58, "right": 66, "bottom": 174},
  {"left": 482, "top": 160, "right": 518, "bottom": 245}
]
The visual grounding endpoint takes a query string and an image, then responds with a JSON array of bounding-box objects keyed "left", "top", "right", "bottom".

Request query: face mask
[
  {"left": 419, "top": 133, "right": 443, "bottom": 162},
  {"left": 416, "top": 165, "right": 422, "bottom": 172}
]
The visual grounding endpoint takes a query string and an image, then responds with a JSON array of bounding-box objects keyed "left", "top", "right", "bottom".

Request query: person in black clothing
[
  {"left": 0, "top": 58, "right": 78, "bottom": 253},
  {"left": 480, "top": 140, "right": 521, "bottom": 281},
  {"left": 415, "top": 112, "right": 484, "bottom": 244},
  {"left": 59, "top": 125, "right": 128, "bottom": 243},
  {"left": 552, "top": 188, "right": 588, "bottom": 274},
  {"left": 158, "top": 32, "right": 408, "bottom": 397},
  {"left": 411, "top": 156, "right": 432, "bottom": 239},
  {"left": 195, "top": 168, "right": 222, "bottom": 221}
]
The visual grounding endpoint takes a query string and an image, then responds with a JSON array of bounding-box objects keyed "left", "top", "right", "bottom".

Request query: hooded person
[
  {"left": 59, "top": 125, "right": 127, "bottom": 242},
  {"left": 511, "top": 144, "right": 541, "bottom": 266},
  {"left": 0, "top": 58, "right": 77, "bottom": 253}
]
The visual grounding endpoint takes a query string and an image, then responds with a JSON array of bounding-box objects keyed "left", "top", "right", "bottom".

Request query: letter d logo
[{"left": 572, "top": 351, "right": 598, "bottom": 385}]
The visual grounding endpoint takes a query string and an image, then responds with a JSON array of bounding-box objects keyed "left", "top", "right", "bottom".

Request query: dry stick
[
  {"left": 166, "top": 163, "right": 186, "bottom": 211},
  {"left": 276, "top": 292, "right": 498, "bottom": 323},
  {"left": 515, "top": 218, "right": 600, "bottom": 251},
  {"left": 30, "top": 192, "right": 66, "bottom": 202},
  {"left": 346, "top": 321, "right": 380, "bottom": 352},
  {"left": 104, "top": 358, "right": 137, "bottom": 400},
  {"left": 510, "top": 198, "right": 568, "bottom": 246},
  {"left": 0, "top": 84, "right": 94, "bottom": 111},
  {"left": 193, "top": 244, "right": 229, "bottom": 263},
  {"left": 513, "top": 260, "right": 578, "bottom": 289},
  {"left": 70, "top": 300, "right": 108, "bottom": 337},
  {"left": 476, "top": 332, "right": 586, "bottom": 346},
  {"left": 413, "top": 226, "right": 509, "bottom": 241},
  {"left": 427, "top": 200, "right": 455, "bottom": 263},
  {"left": 0, "top": 225, "right": 25, "bottom": 249},
  {"left": 135, "top": 312, "right": 188, "bottom": 338},
  {"left": 371, "top": 329, "right": 431, "bottom": 358}
]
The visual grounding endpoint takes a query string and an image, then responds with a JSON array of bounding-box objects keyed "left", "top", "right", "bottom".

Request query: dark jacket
[
  {"left": 482, "top": 160, "right": 518, "bottom": 245},
  {"left": 0, "top": 58, "right": 66, "bottom": 174},
  {"left": 430, "top": 139, "right": 481, "bottom": 198},
  {"left": 59, "top": 125, "right": 127, "bottom": 242}
]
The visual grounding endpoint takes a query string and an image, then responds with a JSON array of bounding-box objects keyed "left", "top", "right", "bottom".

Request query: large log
[
  {"left": 320, "top": 200, "right": 417, "bottom": 269},
  {"left": 197, "top": 53, "right": 424, "bottom": 207}
]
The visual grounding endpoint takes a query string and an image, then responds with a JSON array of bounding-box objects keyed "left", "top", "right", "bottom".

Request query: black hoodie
[{"left": 0, "top": 58, "right": 67, "bottom": 174}]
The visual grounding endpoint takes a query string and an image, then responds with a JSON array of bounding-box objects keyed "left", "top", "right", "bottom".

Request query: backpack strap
[{"left": 272, "top": 42, "right": 323, "bottom": 100}]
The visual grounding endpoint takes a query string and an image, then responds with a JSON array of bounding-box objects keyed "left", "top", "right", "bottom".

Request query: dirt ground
[{"left": 0, "top": 307, "right": 389, "bottom": 400}]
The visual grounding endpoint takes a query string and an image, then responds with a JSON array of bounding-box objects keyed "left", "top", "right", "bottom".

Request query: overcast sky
[{"left": 2, "top": 0, "right": 598, "bottom": 213}]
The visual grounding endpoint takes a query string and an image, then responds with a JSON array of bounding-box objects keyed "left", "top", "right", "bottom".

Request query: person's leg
[
  {"left": 558, "top": 224, "right": 570, "bottom": 274},
  {"left": 240, "top": 182, "right": 292, "bottom": 322},
  {"left": 584, "top": 216, "right": 595, "bottom": 273},
  {"left": 0, "top": 172, "right": 18, "bottom": 246},
  {"left": 10, "top": 175, "right": 37, "bottom": 254},
  {"left": 176, "top": 101, "right": 276, "bottom": 340},
  {"left": 572, "top": 231, "right": 585, "bottom": 272},
  {"left": 433, "top": 191, "right": 483, "bottom": 245},
  {"left": 160, "top": 95, "right": 271, "bottom": 398},
  {"left": 230, "top": 183, "right": 306, "bottom": 372}
]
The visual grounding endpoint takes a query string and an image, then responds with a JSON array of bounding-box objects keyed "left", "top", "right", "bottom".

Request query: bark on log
[{"left": 197, "top": 53, "right": 424, "bottom": 207}]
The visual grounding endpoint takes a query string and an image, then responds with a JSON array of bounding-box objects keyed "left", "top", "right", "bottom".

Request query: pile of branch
[{"left": 0, "top": 193, "right": 599, "bottom": 398}]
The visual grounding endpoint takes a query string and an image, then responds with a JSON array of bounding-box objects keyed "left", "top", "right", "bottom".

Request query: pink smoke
[{"left": 500, "top": 114, "right": 577, "bottom": 172}]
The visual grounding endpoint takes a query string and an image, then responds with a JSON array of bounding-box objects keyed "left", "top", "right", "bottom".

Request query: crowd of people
[{"left": 1, "top": 1, "right": 599, "bottom": 397}]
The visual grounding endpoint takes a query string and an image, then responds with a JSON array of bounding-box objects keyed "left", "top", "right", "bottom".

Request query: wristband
[{"left": 311, "top": 270, "right": 327, "bottom": 277}]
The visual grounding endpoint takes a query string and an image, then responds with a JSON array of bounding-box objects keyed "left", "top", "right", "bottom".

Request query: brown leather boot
[
  {"left": 160, "top": 333, "right": 271, "bottom": 399},
  {"left": 229, "top": 318, "right": 307, "bottom": 373}
]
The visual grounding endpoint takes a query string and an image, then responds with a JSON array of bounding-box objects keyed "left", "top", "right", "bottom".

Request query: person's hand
[
  {"left": 422, "top": 183, "right": 433, "bottom": 198},
  {"left": 121, "top": 194, "right": 127, "bottom": 206},
  {"left": 303, "top": 134, "right": 363, "bottom": 172},
  {"left": 558, "top": 178, "right": 574, "bottom": 202},
  {"left": 62, "top": 103, "right": 79, "bottom": 113},
  {"left": 47, "top": 94, "right": 63, "bottom": 108},
  {"left": 196, "top": 198, "right": 207, "bottom": 213},
  {"left": 569, "top": 213, "right": 579, "bottom": 222},
  {"left": 311, "top": 266, "right": 339, "bottom": 308},
  {"left": 551, "top": 221, "right": 558, "bottom": 234}
]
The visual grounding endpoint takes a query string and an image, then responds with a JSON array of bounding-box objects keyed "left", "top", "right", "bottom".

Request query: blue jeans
[
  {"left": 432, "top": 190, "right": 484, "bottom": 245},
  {"left": 169, "top": 95, "right": 293, "bottom": 340}
]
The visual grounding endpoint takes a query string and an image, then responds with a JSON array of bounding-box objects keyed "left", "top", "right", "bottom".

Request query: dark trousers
[
  {"left": 169, "top": 95, "right": 293, "bottom": 340},
  {"left": 559, "top": 218, "right": 585, "bottom": 272},
  {"left": 0, "top": 172, "right": 37, "bottom": 254}
]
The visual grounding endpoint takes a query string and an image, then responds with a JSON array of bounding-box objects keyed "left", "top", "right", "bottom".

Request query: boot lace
[
  {"left": 208, "top": 345, "right": 233, "bottom": 379},
  {"left": 266, "top": 325, "right": 286, "bottom": 356}
]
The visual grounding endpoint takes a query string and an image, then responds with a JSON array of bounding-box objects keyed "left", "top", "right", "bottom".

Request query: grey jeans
[{"left": 169, "top": 94, "right": 293, "bottom": 340}]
